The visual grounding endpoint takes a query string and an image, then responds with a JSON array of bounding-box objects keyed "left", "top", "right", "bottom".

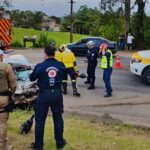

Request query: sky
[{"left": 10, "top": 0, "right": 150, "bottom": 17}]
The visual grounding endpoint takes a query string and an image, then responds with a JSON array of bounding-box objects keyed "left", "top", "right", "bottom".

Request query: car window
[{"left": 76, "top": 39, "right": 88, "bottom": 45}]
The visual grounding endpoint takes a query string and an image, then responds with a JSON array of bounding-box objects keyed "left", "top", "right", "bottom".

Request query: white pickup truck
[{"left": 130, "top": 50, "right": 150, "bottom": 85}]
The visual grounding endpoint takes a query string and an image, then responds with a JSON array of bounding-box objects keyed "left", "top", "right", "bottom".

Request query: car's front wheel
[{"left": 142, "top": 68, "right": 150, "bottom": 85}]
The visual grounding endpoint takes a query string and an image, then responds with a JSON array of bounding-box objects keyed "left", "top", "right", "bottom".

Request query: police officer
[
  {"left": 99, "top": 44, "right": 113, "bottom": 97},
  {"left": 30, "top": 46, "right": 66, "bottom": 150},
  {"left": 0, "top": 49, "right": 16, "bottom": 150},
  {"left": 60, "top": 44, "right": 80, "bottom": 97},
  {"left": 84, "top": 41, "right": 98, "bottom": 90}
]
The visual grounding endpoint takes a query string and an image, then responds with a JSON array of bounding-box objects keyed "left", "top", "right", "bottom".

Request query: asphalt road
[{"left": 11, "top": 49, "right": 150, "bottom": 128}]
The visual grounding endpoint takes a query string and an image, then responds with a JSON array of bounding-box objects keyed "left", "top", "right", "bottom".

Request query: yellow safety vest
[
  {"left": 61, "top": 50, "right": 76, "bottom": 68},
  {"left": 101, "top": 49, "right": 113, "bottom": 69},
  {"left": 55, "top": 51, "right": 63, "bottom": 62}
]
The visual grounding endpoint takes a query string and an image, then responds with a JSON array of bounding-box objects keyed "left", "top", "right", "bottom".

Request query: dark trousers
[
  {"left": 34, "top": 89, "right": 64, "bottom": 148},
  {"left": 87, "top": 62, "right": 97, "bottom": 86},
  {"left": 63, "top": 67, "right": 76, "bottom": 82},
  {"left": 103, "top": 68, "right": 113, "bottom": 95},
  {"left": 127, "top": 43, "right": 132, "bottom": 51},
  {"left": 63, "top": 67, "right": 78, "bottom": 93}
]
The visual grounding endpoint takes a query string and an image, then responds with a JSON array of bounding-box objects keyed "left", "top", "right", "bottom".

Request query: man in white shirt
[{"left": 127, "top": 33, "right": 134, "bottom": 51}]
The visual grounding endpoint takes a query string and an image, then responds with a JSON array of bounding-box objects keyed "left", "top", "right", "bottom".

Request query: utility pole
[{"left": 69, "top": 0, "right": 74, "bottom": 43}]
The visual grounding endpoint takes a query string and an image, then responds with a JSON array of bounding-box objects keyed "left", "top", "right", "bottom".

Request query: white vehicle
[
  {"left": 130, "top": 50, "right": 150, "bottom": 85},
  {"left": 3, "top": 54, "right": 38, "bottom": 108}
]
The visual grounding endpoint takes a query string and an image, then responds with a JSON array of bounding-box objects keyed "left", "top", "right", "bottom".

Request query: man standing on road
[
  {"left": 0, "top": 49, "right": 16, "bottom": 150},
  {"left": 30, "top": 46, "right": 66, "bottom": 150},
  {"left": 84, "top": 41, "right": 98, "bottom": 90},
  {"left": 99, "top": 44, "right": 113, "bottom": 97}
]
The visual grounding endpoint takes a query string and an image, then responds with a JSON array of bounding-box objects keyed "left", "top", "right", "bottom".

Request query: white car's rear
[{"left": 130, "top": 50, "right": 150, "bottom": 85}]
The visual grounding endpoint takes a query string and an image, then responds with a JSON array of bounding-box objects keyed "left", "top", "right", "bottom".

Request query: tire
[{"left": 142, "top": 68, "right": 150, "bottom": 85}]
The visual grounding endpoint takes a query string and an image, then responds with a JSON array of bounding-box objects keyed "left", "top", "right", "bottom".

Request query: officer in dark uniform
[
  {"left": 84, "top": 41, "right": 98, "bottom": 89},
  {"left": 30, "top": 46, "right": 66, "bottom": 150}
]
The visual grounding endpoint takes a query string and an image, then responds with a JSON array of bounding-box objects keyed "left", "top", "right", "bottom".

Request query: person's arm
[
  {"left": 105, "top": 51, "right": 111, "bottom": 57},
  {"left": 30, "top": 64, "right": 39, "bottom": 82},
  {"left": 6, "top": 64, "right": 17, "bottom": 95}
]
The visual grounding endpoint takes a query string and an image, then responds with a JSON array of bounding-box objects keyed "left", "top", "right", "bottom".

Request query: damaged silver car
[{"left": 3, "top": 54, "right": 38, "bottom": 109}]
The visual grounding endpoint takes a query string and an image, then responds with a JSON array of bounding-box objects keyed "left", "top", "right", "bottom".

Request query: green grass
[
  {"left": 12, "top": 28, "right": 87, "bottom": 48},
  {"left": 8, "top": 110, "right": 150, "bottom": 150}
]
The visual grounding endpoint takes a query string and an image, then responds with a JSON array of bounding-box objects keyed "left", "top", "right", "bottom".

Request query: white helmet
[{"left": 87, "top": 40, "right": 95, "bottom": 46}]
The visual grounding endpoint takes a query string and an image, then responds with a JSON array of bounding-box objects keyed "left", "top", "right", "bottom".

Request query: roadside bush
[
  {"left": 37, "top": 33, "right": 56, "bottom": 48},
  {"left": 11, "top": 41, "right": 23, "bottom": 48}
]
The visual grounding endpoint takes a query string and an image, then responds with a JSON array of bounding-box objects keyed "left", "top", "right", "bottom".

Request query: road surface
[{"left": 11, "top": 49, "right": 150, "bottom": 128}]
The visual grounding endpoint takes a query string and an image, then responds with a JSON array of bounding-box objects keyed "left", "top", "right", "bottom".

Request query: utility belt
[{"left": 0, "top": 91, "right": 14, "bottom": 113}]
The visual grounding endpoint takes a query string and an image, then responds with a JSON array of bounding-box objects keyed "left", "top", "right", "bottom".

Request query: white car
[
  {"left": 130, "top": 50, "right": 150, "bottom": 85},
  {"left": 3, "top": 54, "right": 38, "bottom": 108}
]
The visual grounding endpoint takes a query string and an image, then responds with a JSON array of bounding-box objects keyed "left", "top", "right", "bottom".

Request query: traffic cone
[{"left": 114, "top": 54, "right": 122, "bottom": 69}]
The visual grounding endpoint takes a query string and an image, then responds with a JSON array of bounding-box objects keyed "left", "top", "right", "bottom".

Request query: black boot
[
  {"left": 62, "top": 82, "right": 67, "bottom": 95},
  {"left": 88, "top": 77, "right": 95, "bottom": 90},
  {"left": 84, "top": 77, "right": 91, "bottom": 84},
  {"left": 72, "top": 82, "right": 80, "bottom": 97}
]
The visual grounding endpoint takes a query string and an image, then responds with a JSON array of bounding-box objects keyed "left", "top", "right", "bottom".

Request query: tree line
[{"left": 1, "top": 0, "right": 150, "bottom": 49}]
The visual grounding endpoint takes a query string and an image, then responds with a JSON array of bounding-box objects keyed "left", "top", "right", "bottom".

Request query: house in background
[{"left": 42, "top": 16, "right": 60, "bottom": 31}]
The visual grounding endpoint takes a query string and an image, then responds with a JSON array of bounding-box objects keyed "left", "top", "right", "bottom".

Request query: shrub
[
  {"left": 11, "top": 41, "right": 23, "bottom": 48},
  {"left": 37, "top": 33, "right": 55, "bottom": 48}
]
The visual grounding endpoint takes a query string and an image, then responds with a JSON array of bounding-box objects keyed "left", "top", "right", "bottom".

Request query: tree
[
  {"left": 0, "top": 0, "right": 12, "bottom": 8},
  {"left": 135, "top": 0, "right": 148, "bottom": 49},
  {"left": 124, "top": 0, "right": 131, "bottom": 34},
  {"left": 99, "top": 0, "right": 131, "bottom": 34}
]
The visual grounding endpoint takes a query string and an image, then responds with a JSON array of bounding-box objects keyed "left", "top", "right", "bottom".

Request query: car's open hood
[{"left": 3, "top": 54, "right": 32, "bottom": 67}]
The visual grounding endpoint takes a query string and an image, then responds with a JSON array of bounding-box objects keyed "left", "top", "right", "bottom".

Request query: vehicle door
[{"left": 73, "top": 39, "right": 89, "bottom": 56}]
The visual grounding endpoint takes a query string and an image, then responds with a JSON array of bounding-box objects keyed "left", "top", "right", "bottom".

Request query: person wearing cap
[
  {"left": 0, "top": 49, "right": 16, "bottom": 150},
  {"left": 84, "top": 41, "right": 98, "bottom": 89},
  {"left": 30, "top": 46, "right": 66, "bottom": 150},
  {"left": 99, "top": 44, "right": 113, "bottom": 97},
  {"left": 60, "top": 44, "right": 80, "bottom": 97}
]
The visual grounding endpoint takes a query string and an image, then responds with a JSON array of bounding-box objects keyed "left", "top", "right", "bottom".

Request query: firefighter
[
  {"left": 30, "top": 46, "right": 66, "bottom": 150},
  {"left": 99, "top": 44, "right": 113, "bottom": 97},
  {"left": 84, "top": 41, "right": 98, "bottom": 89},
  {"left": 61, "top": 44, "right": 80, "bottom": 97},
  {"left": 55, "top": 45, "right": 64, "bottom": 62},
  {"left": 0, "top": 49, "right": 16, "bottom": 150}
]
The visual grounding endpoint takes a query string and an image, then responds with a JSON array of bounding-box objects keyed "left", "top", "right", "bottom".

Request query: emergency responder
[
  {"left": 55, "top": 46, "right": 63, "bottom": 62},
  {"left": 0, "top": 49, "right": 16, "bottom": 150},
  {"left": 84, "top": 41, "right": 98, "bottom": 89},
  {"left": 30, "top": 46, "right": 66, "bottom": 150},
  {"left": 99, "top": 44, "right": 113, "bottom": 97},
  {"left": 60, "top": 44, "right": 80, "bottom": 97}
]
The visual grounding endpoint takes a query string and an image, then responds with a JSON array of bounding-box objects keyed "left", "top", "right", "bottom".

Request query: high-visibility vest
[
  {"left": 55, "top": 51, "right": 63, "bottom": 62},
  {"left": 101, "top": 49, "right": 113, "bottom": 69}
]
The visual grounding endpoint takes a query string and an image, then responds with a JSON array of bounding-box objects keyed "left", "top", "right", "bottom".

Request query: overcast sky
[{"left": 10, "top": 0, "right": 150, "bottom": 17}]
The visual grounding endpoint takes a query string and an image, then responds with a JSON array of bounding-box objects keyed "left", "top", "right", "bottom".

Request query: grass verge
[{"left": 8, "top": 110, "right": 150, "bottom": 150}]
